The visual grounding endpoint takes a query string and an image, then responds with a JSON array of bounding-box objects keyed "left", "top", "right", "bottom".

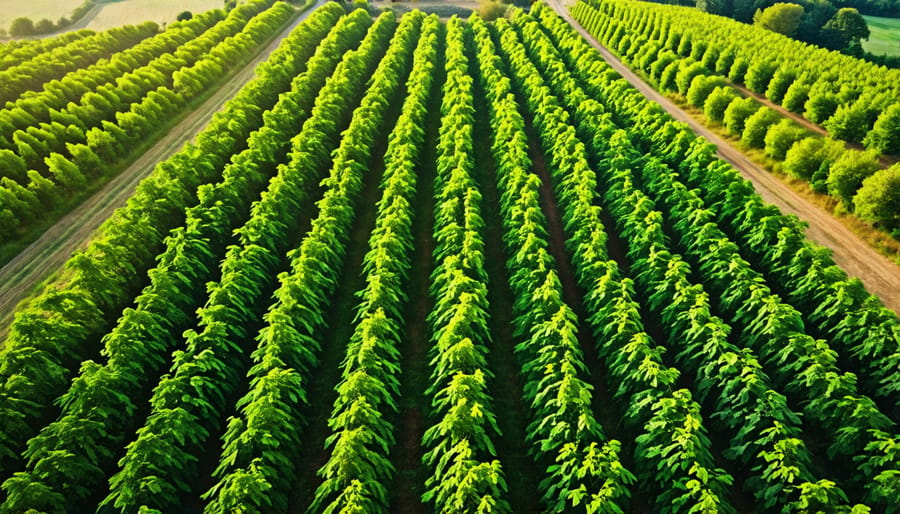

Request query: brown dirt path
[
  {"left": 546, "top": 0, "right": 900, "bottom": 314},
  {"left": 0, "top": 1, "right": 326, "bottom": 336}
]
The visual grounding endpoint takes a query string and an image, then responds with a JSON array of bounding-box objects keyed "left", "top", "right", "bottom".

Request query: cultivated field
[
  {"left": 0, "top": 3, "right": 897, "bottom": 513},
  {"left": 0, "top": 0, "right": 84, "bottom": 32},
  {"left": 85, "top": 0, "right": 225, "bottom": 30},
  {"left": 863, "top": 14, "right": 900, "bottom": 57}
]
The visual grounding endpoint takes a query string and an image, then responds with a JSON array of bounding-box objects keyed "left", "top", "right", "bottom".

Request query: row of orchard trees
[
  {"left": 487, "top": 12, "right": 741, "bottom": 512},
  {"left": 574, "top": 0, "right": 900, "bottom": 151},
  {"left": 0, "top": 30, "right": 94, "bottom": 71},
  {"left": 572, "top": 0, "right": 900, "bottom": 233},
  {"left": 531, "top": 2, "right": 898, "bottom": 510},
  {"left": 0, "top": 12, "right": 220, "bottom": 145},
  {"left": 0, "top": 23, "right": 157, "bottom": 105},
  {"left": 0, "top": 0, "right": 295, "bottom": 245},
  {"left": 0, "top": 1, "right": 351, "bottom": 498}
]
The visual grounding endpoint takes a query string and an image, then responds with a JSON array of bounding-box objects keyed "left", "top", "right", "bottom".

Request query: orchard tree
[
  {"left": 675, "top": 61, "right": 707, "bottom": 96},
  {"left": 764, "top": 119, "right": 807, "bottom": 160},
  {"left": 765, "top": 68, "right": 797, "bottom": 104},
  {"left": 0, "top": 149, "right": 28, "bottom": 183},
  {"left": 9, "top": 17, "right": 35, "bottom": 37},
  {"left": 34, "top": 18, "right": 55, "bottom": 34},
  {"left": 782, "top": 80, "right": 811, "bottom": 113},
  {"left": 821, "top": 8, "right": 870, "bottom": 50},
  {"left": 744, "top": 59, "right": 779, "bottom": 94},
  {"left": 177, "top": 11, "right": 193, "bottom": 22},
  {"left": 826, "top": 149, "right": 880, "bottom": 208},
  {"left": 825, "top": 102, "right": 877, "bottom": 143},
  {"left": 753, "top": 3, "right": 805, "bottom": 36},
  {"left": 46, "top": 152, "right": 86, "bottom": 190},
  {"left": 741, "top": 106, "right": 781, "bottom": 148},
  {"left": 704, "top": 86, "right": 739, "bottom": 122},
  {"left": 853, "top": 164, "right": 900, "bottom": 231},
  {"left": 687, "top": 75, "right": 726, "bottom": 108},
  {"left": 864, "top": 103, "right": 900, "bottom": 155},
  {"left": 782, "top": 136, "right": 843, "bottom": 181}
]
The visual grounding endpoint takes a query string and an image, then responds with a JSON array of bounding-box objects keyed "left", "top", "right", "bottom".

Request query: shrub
[
  {"left": 742, "top": 107, "right": 781, "bottom": 148},
  {"left": 863, "top": 103, "right": 900, "bottom": 155},
  {"left": 853, "top": 164, "right": 900, "bottom": 230},
  {"left": 745, "top": 60, "right": 779, "bottom": 93},
  {"left": 675, "top": 60, "right": 707, "bottom": 96},
  {"left": 686, "top": 75, "right": 725, "bottom": 108},
  {"left": 704, "top": 86, "right": 739, "bottom": 122},
  {"left": 826, "top": 149, "right": 881, "bottom": 208}
]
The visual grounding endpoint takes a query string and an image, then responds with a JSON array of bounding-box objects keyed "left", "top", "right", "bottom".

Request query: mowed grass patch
[
  {"left": 0, "top": 0, "right": 84, "bottom": 32},
  {"left": 862, "top": 14, "right": 900, "bottom": 57},
  {"left": 85, "top": 0, "right": 223, "bottom": 30}
]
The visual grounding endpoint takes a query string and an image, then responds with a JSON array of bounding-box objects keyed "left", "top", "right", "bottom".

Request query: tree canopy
[
  {"left": 821, "top": 7, "right": 870, "bottom": 49},
  {"left": 754, "top": 3, "right": 806, "bottom": 36},
  {"left": 853, "top": 164, "right": 900, "bottom": 231},
  {"left": 9, "top": 17, "right": 35, "bottom": 37}
]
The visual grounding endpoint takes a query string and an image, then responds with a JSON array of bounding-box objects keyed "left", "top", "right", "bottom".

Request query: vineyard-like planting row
[
  {"left": 0, "top": 0, "right": 296, "bottom": 250},
  {"left": 572, "top": 0, "right": 900, "bottom": 152},
  {"left": 571, "top": 0, "right": 900, "bottom": 228},
  {"left": 0, "top": 2, "right": 897, "bottom": 513}
]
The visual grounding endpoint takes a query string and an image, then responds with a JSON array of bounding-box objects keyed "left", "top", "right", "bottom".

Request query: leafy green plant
[
  {"left": 421, "top": 17, "right": 508, "bottom": 514},
  {"left": 99, "top": 12, "right": 399, "bottom": 511}
]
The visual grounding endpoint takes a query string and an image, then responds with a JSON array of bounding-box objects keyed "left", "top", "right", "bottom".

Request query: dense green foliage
[
  {"left": 0, "top": 3, "right": 896, "bottom": 513},
  {"left": 423, "top": 17, "right": 508, "bottom": 513},
  {"left": 0, "top": 0, "right": 294, "bottom": 250},
  {"left": 574, "top": 0, "right": 899, "bottom": 147},
  {"left": 0, "top": 0, "right": 330, "bottom": 488},
  {"left": 753, "top": 2, "right": 806, "bottom": 36},
  {"left": 1, "top": 5, "right": 349, "bottom": 510},
  {"left": 572, "top": 0, "right": 898, "bottom": 232}
]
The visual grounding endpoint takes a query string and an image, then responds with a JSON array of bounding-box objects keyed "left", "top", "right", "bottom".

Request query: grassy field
[
  {"left": 85, "top": 0, "right": 223, "bottom": 30},
  {"left": 863, "top": 14, "right": 900, "bottom": 57},
  {"left": 0, "top": 0, "right": 84, "bottom": 31}
]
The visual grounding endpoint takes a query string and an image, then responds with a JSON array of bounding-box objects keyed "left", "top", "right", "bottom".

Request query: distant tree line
[
  {"left": 695, "top": 0, "right": 899, "bottom": 18},
  {"left": 691, "top": 0, "right": 900, "bottom": 66},
  {"left": 5, "top": 1, "right": 96, "bottom": 38}
]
